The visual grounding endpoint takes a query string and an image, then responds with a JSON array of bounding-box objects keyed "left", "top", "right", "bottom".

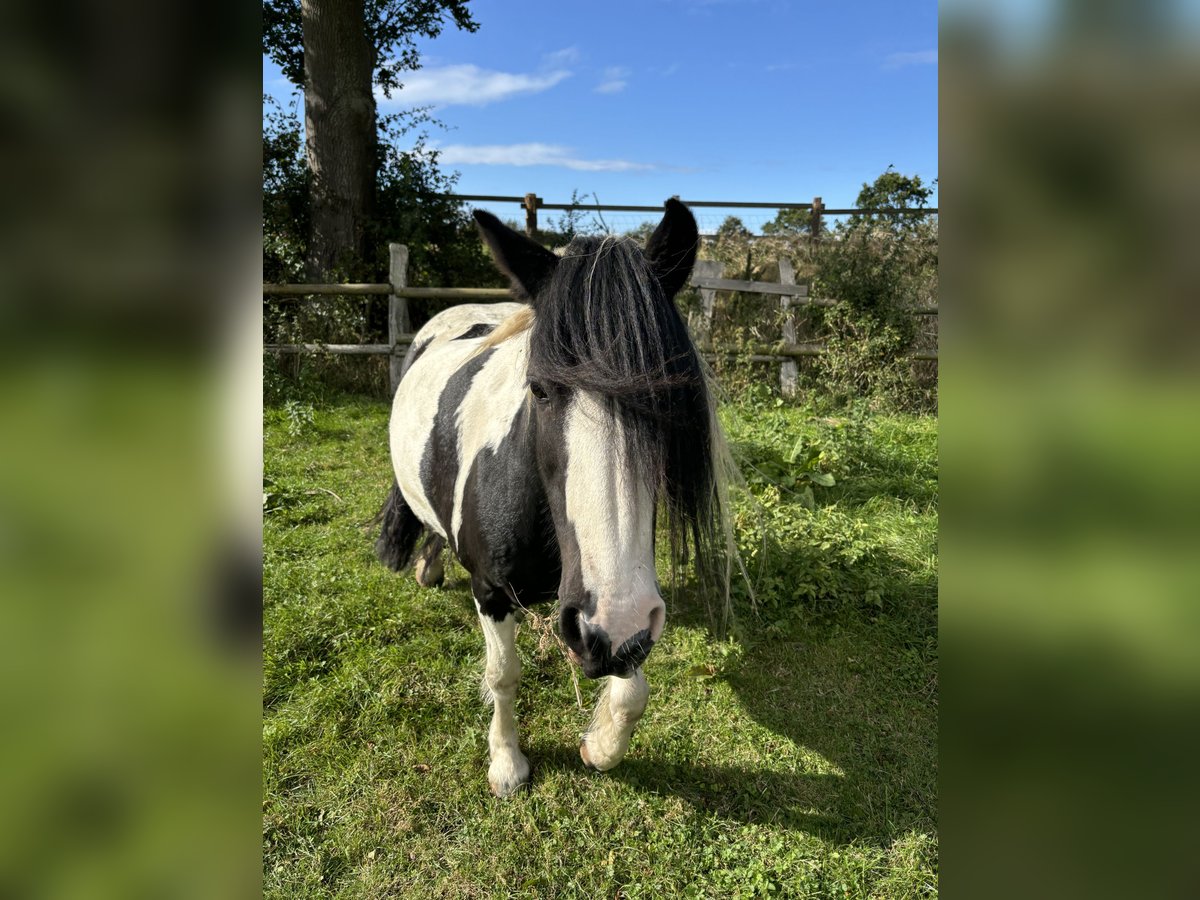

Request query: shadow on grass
[
  {"left": 604, "top": 552, "right": 933, "bottom": 848},
  {"left": 523, "top": 738, "right": 849, "bottom": 838},
  {"left": 721, "top": 581, "right": 937, "bottom": 848},
  {"left": 835, "top": 439, "right": 938, "bottom": 511},
  {"left": 661, "top": 446, "right": 936, "bottom": 846}
]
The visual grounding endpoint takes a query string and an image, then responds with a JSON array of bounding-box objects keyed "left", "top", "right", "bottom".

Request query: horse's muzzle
[{"left": 560, "top": 605, "right": 657, "bottom": 678}]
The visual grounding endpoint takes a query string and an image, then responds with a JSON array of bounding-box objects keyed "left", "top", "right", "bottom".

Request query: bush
[
  {"left": 812, "top": 304, "right": 934, "bottom": 412},
  {"left": 807, "top": 171, "right": 938, "bottom": 412},
  {"left": 690, "top": 170, "right": 938, "bottom": 413}
]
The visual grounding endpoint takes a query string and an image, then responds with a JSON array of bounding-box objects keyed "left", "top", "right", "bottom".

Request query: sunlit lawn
[{"left": 263, "top": 390, "right": 937, "bottom": 898}]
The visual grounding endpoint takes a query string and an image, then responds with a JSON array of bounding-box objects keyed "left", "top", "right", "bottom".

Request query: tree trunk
[{"left": 302, "top": 0, "right": 375, "bottom": 280}]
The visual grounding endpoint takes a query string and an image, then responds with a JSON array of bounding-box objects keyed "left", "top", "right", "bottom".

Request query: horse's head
[{"left": 475, "top": 200, "right": 715, "bottom": 679}]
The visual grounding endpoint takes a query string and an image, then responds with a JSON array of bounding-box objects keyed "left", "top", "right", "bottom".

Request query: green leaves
[
  {"left": 787, "top": 435, "right": 838, "bottom": 491},
  {"left": 722, "top": 401, "right": 936, "bottom": 629},
  {"left": 282, "top": 399, "right": 315, "bottom": 437}
]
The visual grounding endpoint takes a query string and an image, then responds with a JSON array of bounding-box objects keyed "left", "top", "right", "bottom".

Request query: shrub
[
  {"left": 694, "top": 170, "right": 938, "bottom": 413},
  {"left": 812, "top": 303, "right": 933, "bottom": 412},
  {"left": 807, "top": 170, "right": 938, "bottom": 412}
]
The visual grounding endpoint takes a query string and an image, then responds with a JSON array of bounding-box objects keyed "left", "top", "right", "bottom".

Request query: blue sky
[{"left": 263, "top": 0, "right": 937, "bottom": 233}]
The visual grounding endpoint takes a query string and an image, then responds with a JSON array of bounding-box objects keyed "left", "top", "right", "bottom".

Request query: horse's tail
[{"left": 374, "top": 481, "right": 423, "bottom": 572}]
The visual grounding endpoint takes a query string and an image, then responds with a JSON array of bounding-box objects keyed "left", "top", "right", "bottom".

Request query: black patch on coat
[
  {"left": 418, "top": 348, "right": 496, "bottom": 549},
  {"left": 527, "top": 387, "right": 592, "bottom": 620},
  {"left": 458, "top": 399, "right": 561, "bottom": 622},
  {"left": 453, "top": 323, "right": 496, "bottom": 341}
]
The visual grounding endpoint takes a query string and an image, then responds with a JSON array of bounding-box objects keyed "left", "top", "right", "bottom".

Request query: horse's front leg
[
  {"left": 580, "top": 668, "right": 649, "bottom": 772},
  {"left": 474, "top": 595, "right": 531, "bottom": 797}
]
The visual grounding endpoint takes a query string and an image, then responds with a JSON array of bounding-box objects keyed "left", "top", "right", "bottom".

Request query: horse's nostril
[
  {"left": 647, "top": 603, "right": 665, "bottom": 643},
  {"left": 559, "top": 605, "right": 583, "bottom": 648}
]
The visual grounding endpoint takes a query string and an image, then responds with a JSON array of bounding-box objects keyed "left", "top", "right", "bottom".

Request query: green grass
[{"left": 263, "top": 390, "right": 938, "bottom": 898}]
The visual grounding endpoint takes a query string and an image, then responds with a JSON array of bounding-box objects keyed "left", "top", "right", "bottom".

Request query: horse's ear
[
  {"left": 473, "top": 210, "right": 558, "bottom": 302},
  {"left": 644, "top": 198, "right": 699, "bottom": 299}
]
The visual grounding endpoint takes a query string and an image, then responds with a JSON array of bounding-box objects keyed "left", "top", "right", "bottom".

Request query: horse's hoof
[
  {"left": 413, "top": 558, "right": 444, "bottom": 588},
  {"left": 576, "top": 734, "right": 614, "bottom": 772},
  {"left": 488, "top": 774, "right": 531, "bottom": 797},
  {"left": 488, "top": 754, "right": 531, "bottom": 797},
  {"left": 580, "top": 737, "right": 599, "bottom": 771},
  {"left": 580, "top": 735, "right": 627, "bottom": 772},
  {"left": 489, "top": 776, "right": 530, "bottom": 798}
]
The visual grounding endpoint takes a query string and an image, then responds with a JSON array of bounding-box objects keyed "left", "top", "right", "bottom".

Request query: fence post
[
  {"left": 524, "top": 193, "right": 540, "bottom": 237},
  {"left": 388, "top": 243, "right": 410, "bottom": 395},
  {"left": 778, "top": 257, "right": 799, "bottom": 397},
  {"left": 810, "top": 196, "right": 824, "bottom": 241},
  {"left": 690, "top": 259, "right": 724, "bottom": 350}
]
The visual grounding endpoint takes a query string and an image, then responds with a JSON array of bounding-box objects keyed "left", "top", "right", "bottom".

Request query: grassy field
[{"left": 263, "top": 388, "right": 938, "bottom": 898}]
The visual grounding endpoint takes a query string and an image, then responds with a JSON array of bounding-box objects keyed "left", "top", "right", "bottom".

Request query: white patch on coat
[
  {"left": 388, "top": 303, "right": 526, "bottom": 538},
  {"left": 563, "top": 394, "right": 665, "bottom": 647}
]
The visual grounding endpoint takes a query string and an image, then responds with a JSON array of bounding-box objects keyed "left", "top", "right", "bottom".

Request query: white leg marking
[
  {"left": 580, "top": 667, "right": 650, "bottom": 772},
  {"left": 476, "top": 607, "right": 531, "bottom": 796}
]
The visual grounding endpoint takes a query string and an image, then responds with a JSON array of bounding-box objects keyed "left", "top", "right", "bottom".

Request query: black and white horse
[{"left": 376, "top": 200, "right": 725, "bottom": 796}]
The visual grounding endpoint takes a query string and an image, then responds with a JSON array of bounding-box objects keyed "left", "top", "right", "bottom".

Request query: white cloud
[
  {"left": 434, "top": 142, "right": 653, "bottom": 172},
  {"left": 378, "top": 64, "right": 570, "bottom": 107},
  {"left": 543, "top": 47, "right": 581, "bottom": 66},
  {"left": 595, "top": 66, "right": 630, "bottom": 94},
  {"left": 883, "top": 50, "right": 938, "bottom": 70}
]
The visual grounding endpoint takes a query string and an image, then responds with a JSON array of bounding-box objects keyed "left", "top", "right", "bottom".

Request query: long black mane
[{"left": 527, "top": 235, "right": 720, "bottom": 579}]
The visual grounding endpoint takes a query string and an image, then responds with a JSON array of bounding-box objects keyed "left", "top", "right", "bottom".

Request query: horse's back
[{"left": 408, "top": 303, "right": 525, "bottom": 358}]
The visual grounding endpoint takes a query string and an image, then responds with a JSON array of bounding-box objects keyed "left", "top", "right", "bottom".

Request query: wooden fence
[
  {"left": 263, "top": 244, "right": 938, "bottom": 396},
  {"left": 442, "top": 193, "right": 938, "bottom": 238}
]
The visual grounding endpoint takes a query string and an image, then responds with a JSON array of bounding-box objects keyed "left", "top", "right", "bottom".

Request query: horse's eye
[{"left": 529, "top": 381, "right": 549, "bottom": 402}]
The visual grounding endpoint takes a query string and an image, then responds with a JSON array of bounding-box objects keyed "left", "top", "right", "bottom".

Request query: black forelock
[{"left": 527, "top": 235, "right": 718, "bottom": 575}]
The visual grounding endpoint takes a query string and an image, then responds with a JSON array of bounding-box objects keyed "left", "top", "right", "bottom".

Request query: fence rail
[
  {"left": 264, "top": 285, "right": 511, "bottom": 300},
  {"left": 264, "top": 243, "right": 937, "bottom": 396},
  {"left": 441, "top": 192, "right": 937, "bottom": 238},
  {"left": 266, "top": 343, "right": 395, "bottom": 355},
  {"left": 263, "top": 342, "right": 940, "bottom": 362}
]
